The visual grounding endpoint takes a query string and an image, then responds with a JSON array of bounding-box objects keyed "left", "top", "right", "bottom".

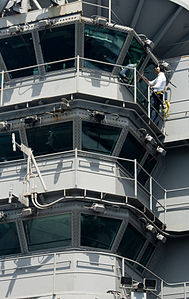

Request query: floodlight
[
  {"left": 24, "top": 115, "right": 38, "bottom": 125},
  {"left": 146, "top": 224, "right": 156, "bottom": 233},
  {"left": 121, "top": 276, "right": 133, "bottom": 287},
  {"left": 91, "top": 111, "right": 105, "bottom": 122},
  {"left": 145, "top": 134, "right": 153, "bottom": 142},
  {"left": 157, "top": 146, "right": 166, "bottom": 156},
  {"left": 91, "top": 203, "right": 105, "bottom": 213},
  {"left": 156, "top": 233, "right": 167, "bottom": 243},
  {"left": 143, "top": 278, "right": 157, "bottom": 291}
]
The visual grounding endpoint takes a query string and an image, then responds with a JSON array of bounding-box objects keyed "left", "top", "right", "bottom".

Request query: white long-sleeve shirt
[{"left": 149, "top": 72, "right": 166, "bottom": 92}]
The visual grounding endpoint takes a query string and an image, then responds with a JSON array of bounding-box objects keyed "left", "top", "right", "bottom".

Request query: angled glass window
[
  {"left": 39, "top": 24, "right": 75, "bottom": 72},
  {"left": 138, "top": 154, "right": 157, "bottom": 185},
  {"left": 84, "top": 24, "right": 127, "bottom": 72},
  {"left": 23, "top": 214, "right": 72, "bottom": 251},
  {"left": 137, "top": 243, "right": 155, "bottom": 272},
  {"left": 136, "top": 59, "right": 156, "bottom": 109},
  {"left": 26, "top": 121, "right": 73, "bottom": 156},
  {"left": 0, "top": 131, "right": 23, "bottom": 162},
  {"left": 81, "top": 214, "right": 122, "bottom": 250},
  {"left": 119, "top": 132, "right": 145, "bottom": 174},
  {"left": 82, "top": 121, "right": 121, "bottom": 155},
  {"left": 0, "top": 222, "right": 21, "bottom": 256},
  {"left": 117, "top": 223, "right": 145, "bottom": 261},
  {"left": 0, "top": 33, "right": 37, "bottom": 78},
  {"left": 122, "top": 37, "right": 147, "bottom": 72}
]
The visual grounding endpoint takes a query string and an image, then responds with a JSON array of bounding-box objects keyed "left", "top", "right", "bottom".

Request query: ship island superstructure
[{"left": 0, "top": 0, "right": 189, "bottom": 298}]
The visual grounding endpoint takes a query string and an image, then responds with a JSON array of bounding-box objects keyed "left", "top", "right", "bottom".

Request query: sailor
[
  {"left": 119, "top": 64, "right": 136, "bottom": 83},
  {"left": 142, "top": 65, "right": 166, "bottom": 124}
]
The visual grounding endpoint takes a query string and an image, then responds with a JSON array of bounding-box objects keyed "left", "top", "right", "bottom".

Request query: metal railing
[
  {"left": 0, "top": 55, "right": 164, "bottom": 129},
  {"left": 0, "top": 249, "right": 188, "bottom": 299}
]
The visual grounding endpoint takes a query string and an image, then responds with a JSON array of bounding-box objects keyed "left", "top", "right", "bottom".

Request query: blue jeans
[{"left": 150, "top": 92, "right": 163, "bottom": 125}]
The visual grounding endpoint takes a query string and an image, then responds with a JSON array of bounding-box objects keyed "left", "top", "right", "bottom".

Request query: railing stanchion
[
  {"left": 150, "top": 176, "right": 153, "bottom": 211},
  {"left": 108, "top": 0, "right": 112, "bottom": 23},
  {"left": 134, "top": 66, "right": 137, "bottom": 103},
  {"left": 134, "top": 159, "right": 137, "bottom": 197},
  {"left": 164, "top": 189, "right": 167, "bottom": 224},
  {"left": 161, "top": 280, "right": 164, "bottom": 299},
  {"left": 76, "top": 55, "right": 80, "bottom": 92},
  {"left": 0, "top": 70, "right": 4, "bottom": 107},
  {"left": 148, "top": 85, "right": 151, "bottom": 118},
  {"left": 53, "top": 253, "right": 57, "bottom": 294},
  {"left": 122, "top": 257, "right": 125, "bottom": 277}
]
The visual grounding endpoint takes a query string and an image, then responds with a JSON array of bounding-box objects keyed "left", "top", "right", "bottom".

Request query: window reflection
[
  {"left": 0, "top": 222, "right": 21, "bottom": 255},
  {"left": 138, "top": 154, "right": 157, "bottom": 185},
  {"left": 119, "top": 132, "right": 145, "bottom": 174},
  {"left": 0, "top": 34, "right": 36, "bottom": 78},
  {"left": 137, "top": 243, "right": 155, "bottom": 272},
  {"left": 39, "top": 24, "right": 75, "bottom": 72},
  {"left": 82, "top": 121, "right": 121, "bottom": 155},
  {"left": 24, "top": 214, "right": 72, "bottom": 251},
  {"left": 123, "top": 37, "right": 147, "bottom": 72},
  {"left": 0, "top": 131, "right": 23, "bottom": 162},
  {"left": 81, "top": 214, "right": 121, "bottom": 249},
  {"left": 26, "top": 121, "right": 73, "bottom": 156},
  {"left": 117, "top": 223, "right": 145, "bottom": 261},
  {"left": 84, "top": 24, "right": 127, "bottom": 72}
]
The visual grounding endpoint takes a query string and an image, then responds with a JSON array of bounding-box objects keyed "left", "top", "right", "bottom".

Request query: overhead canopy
[{"left": 170, "top": 0, "right": 189, "bottom": 11}]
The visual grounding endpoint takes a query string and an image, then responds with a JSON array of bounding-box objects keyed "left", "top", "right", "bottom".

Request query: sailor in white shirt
[{"left": 142, "top": 65, "right": 166, "bottom": 124}]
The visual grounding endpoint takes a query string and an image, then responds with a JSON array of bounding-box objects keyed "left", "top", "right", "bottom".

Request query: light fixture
[
  {"left": 157, "top": 146, "right": 166, "bottom": 156},
  {"left": 156, "top": 233, "right": 167, "bottom": 243},
  {"left": 91, "top": 203, "right": 105, "bottom": 213},
  {"left": 0, "top": 121, "right": 9, "bottom": 131},
  {"left": 20, "top": 208, "right": 32, "bottom": 216},
  {"left": 24, "top": 115, "right": 38, "bottom": 126},
  {"left": 143, "top": 278, "right": 157, "bottom": 291},
  {"left": 146, "top": 223, "right": 156, "bottom": 233},
  {"left": 94, "top": 16, "right": 108, "bottom": 25},
  {"left": 139, "top": 34, "right": 154, "bottom": 49},
  {"left": 91, "top": 111, "right": 105, "bottom": 122},
  {"left": 121, "top": 276, "right": 133, "bottom": 287},
  {"left": 8, "top": 25, "right": 20, "bottom": 34}
]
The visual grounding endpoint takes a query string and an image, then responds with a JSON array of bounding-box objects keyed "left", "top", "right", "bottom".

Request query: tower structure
[{"left": 0, "top": 1, "right": 189, "bottom": 298}]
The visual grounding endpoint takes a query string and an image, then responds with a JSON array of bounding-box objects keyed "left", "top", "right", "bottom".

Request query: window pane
[
  {"left": 26, "top": 122, "right": 73, "bottom": 156},
  {"left": 137, "top": 59, "right": 156, "bottom": 109},
  {"left": 119, "top": 132, "right": 145, "bottom": 174},
  {"left": 82, "top": 121, "right": 121, "bottom": 155},
  {"left": 137, "top": 243, "right": 155, "bottom": 272},
  {"left": 39, "top": 24, "right": 75, "bottom": 72},
  {"left": 123, "top": 37, "right": 147, "bottom": 72},
  {"left": 0, "top": 222, "right": 21, "bottom": 255},
  {"left": 24, "top": 214, "right": 72, "bottom": 251},
  {"left": 84, "top": 24, "right": 127, "bottom": 72},
  {"left": 0, "top": 34, "right": 36, "bottom": 78},
  {"left": 0, "top": 131, "right": 23, "bottom": 162},
  {"left": 117, "top": 223, "right": 145, "bottom": 261},
  {"left": 81, "top": 214, "right": 121, "bottom": 249},
  {"left": 138, "top": 154, "right": 157, "bottom": 185}
]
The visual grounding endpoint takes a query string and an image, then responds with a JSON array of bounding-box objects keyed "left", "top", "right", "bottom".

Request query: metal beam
[
  {"left": 130, "top": 0, "right": 145, "bottom": 29},
  {"left": 0, "top": 0, "right": 10, "bottom": 14},
  {"left": 153, "top": 6, "right": 183, "bottom": 48},
  {"left": 32, "top": 30, "right": 46, "bottom": 77}
]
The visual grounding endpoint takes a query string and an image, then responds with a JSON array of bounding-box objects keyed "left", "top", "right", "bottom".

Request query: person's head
[{"left": 154, "top": 65, "right": 164, "bottom": 73}]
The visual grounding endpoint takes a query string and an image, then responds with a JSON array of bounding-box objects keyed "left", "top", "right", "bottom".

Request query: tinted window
[
  {"left": 82, "top": 121, "right": 121, "bottom": 155},
  {"left": 84, "top": 24, "right": 127, "bottom": 72},
  {"left": 39, "top": 24, "right": 75, "bottom": 72},
  {"left": 117, "top": 223, "right": 145, "bottom": 261},
  {"left": 0, "top": 222, "right": 21, "bottom": 255},
  {"left": 26, "top": 122, "right": 73, "bottom": 156},
  {"left": 0, "top": 33, "right": 36, "bottom": 78},
  {"left": 81, "top": 214, "right": 121, "bottom": 249},
  {"left": 24, "top": 214, "right": 72, "bottom": 251},
  {"left": 119, "top": 132, "right": 145, "bottom": 174},
  {"left": 138, "top": 154, "right": 157, "bottom": 185},
  {"left": 0, "top": 131, "right": 23, "bottom": 162},
  {"left": 123, "top": 37, "right": 147, "bottom": 71},
  {"left": 137, "top": 243, "right": 155, "bottom": 272}
]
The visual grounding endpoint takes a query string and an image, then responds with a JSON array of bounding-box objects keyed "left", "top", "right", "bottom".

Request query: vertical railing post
[
  {"left": 164, "top": 189, "right": 167, "bottom": 225},
  {"left": 134, "top": 66, "right": 137, "bottom": 103},
  {"left": 134, "top": 159, "right": 137, "bottom": 197},
  {"left": 76, "top": 55, "right": 80, "bottom": 92},
  {"left": 53, "top": 253, "right": 57, "bottom": 294},
  {"left": 148, "top": 85, "right": 151, "bottom": 118},
  {"left": 184, "top": 282, "right": 187, "bottom": 299},
  {"left": 0, "top": 70, "right": 4, "bottom": 107},
  {"left": 150, "top": 176, "right": 153, "bottom": 211},
  {"left": 122, "top": 257, "right": 125, "bottom": 277},
  {"left": 75, "top": 148, "right": 78, "bottom": 188},
  {"left": 108, "top": 0, "right": 112, "bottom": 23},
  {"left": 161, "top": 280, "right": 164, "bottom": 299}
]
